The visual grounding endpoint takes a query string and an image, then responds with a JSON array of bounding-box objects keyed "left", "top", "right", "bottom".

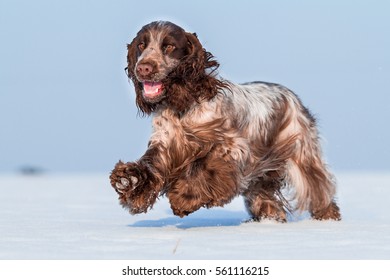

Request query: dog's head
[{"left": 126, "top": 21, "right": 222, "bottom": 115}]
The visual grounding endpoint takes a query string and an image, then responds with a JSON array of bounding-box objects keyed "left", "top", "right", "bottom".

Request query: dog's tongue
[{"left": 143, "top": 81, "right": 163, "bottom": 98}]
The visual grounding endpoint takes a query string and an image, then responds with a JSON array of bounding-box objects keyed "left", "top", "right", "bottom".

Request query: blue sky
[{"left": 1, "top": 0, "right": 389, "bottom": 173}]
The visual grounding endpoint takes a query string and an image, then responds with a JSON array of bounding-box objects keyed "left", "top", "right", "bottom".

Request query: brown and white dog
[{"left": 109, "top": 21, "right": 341, "bottom": 222}]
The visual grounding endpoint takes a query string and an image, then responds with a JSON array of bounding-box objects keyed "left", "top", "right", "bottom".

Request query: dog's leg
[
  {"left": 305, "top": 162, "right": 341, "bottom": 220},
  {"left": 243, "top": 176, "right": 287, "bottom": 222},
  {"left": 110, "top": 146, "right": 165, "bottom": 214},
  {"left": 294, "top": 161, "right": 341, "bottom": 221},
  {"left": 167, "top": 148, "right": 242, "bottom": 217},
  {"left": 287, "top": 147, "right": 341, "bottom": 221},
  {"left": 311, "top": 200, "right": 341, "bottom": 220}
]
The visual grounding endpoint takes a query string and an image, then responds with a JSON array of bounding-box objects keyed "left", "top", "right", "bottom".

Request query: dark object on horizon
[{"left": 19, "top": 166, "right": 45, "bottom": 175}]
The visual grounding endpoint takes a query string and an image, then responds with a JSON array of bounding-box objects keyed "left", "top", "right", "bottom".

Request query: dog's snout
[{"left": 137, "top": 63, "right": 154, "bottom": 77}]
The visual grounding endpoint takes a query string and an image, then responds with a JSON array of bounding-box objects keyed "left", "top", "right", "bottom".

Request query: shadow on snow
[{"left": 129, "top": 209, "right": 249, "bottom": 229}]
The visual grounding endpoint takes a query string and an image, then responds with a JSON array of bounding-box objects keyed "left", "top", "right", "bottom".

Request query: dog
[{"left": 109, "top": 21, "right": 341, "bottom": 222}]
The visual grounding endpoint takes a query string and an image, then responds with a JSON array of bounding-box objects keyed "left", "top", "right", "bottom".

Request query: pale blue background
[{"left": 1, "top": 0, "right": 389, "bottom": 174}]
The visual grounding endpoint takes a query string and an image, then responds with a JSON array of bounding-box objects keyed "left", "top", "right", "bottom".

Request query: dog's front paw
[
  {"left": 115, "top": 176, "right": 139, "bottom": 193},
  {"left": 110, "top": 160, "right": 159, "bottom": 214},
  {"left": 110, "top": 161, "right": 140, "bottom": 195}
]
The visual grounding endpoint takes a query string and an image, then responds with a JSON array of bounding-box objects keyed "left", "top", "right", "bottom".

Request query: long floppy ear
[
  {"left": 163, "top": 31, "right": 225, "bottom": 112},
  {"left": 185, "top": 32, "right": 206, "bottom": 74},
  {"left": 185, "top": 32, "right": 219, "bottom": 75},
  {"left": 126, "top": 41, "right": 138, "bottom": 81},
  {"left": 185, "top": 32, "right": 203, "bottom": 56},
  {"left": 126, "top": 41, "right": 155, "bottom": 115}
]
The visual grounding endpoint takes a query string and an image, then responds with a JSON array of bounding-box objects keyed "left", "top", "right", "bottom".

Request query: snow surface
[{"left": 0, "top": 173, "right": 389, "bottom": 260}]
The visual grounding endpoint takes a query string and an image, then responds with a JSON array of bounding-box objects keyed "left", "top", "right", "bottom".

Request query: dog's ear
[
  {"left": 126, "top": 41, "right": 138, "bottom": 81},
  {"left": 186, "top": 32, "right": 202, "bottom": 55},
  {"left": 185, "top": 32, "right": 219, "bottom": 74},
  {"left": 163, "top": 31, "right": 224, "bottom": 111},
  {"left": 126, "top": 41, "right": 155, "bottom": 115},
  {"left": 185, "top": 32, "right": 205, "bottom": 72}
]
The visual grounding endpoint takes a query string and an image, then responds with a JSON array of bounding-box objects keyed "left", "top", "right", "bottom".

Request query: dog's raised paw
[
  {"left": 129, "top": 176, "right": 138, "bottom": 187},
  {"left": 114, "top": 182, "right": 126, "bottom": 194},
  {"left": 114, "top": 178, "right": 128, "bottom": 194},
  {"left": 110, "top": 161, "right": 143, "bottom": 194},
  {"left": 121, "top": 178, "right": 130, "bottom": 187},
  {"left": 114, "top": 176, "right": 139, "bottom": 194}
]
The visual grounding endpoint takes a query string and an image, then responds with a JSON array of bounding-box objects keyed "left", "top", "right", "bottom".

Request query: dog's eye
[
  {"left": 138, "top": 42, "right": 146, "bottom": 51},
  {"left": 163, "top": 44, "right": 175, "bottom": 54}
]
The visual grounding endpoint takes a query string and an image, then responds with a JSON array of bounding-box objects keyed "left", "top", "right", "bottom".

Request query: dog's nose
[{"left": 137, "top": 63, "right": 153, "bottom": 76}]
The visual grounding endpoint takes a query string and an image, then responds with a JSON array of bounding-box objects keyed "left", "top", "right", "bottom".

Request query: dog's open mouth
[{"left": 142, "top": 81, "right": 164, "bottom": 100}]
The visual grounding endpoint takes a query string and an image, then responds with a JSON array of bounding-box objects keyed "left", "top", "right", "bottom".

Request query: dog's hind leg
[
  {"left": 286, "top": 138, "right": 341, "bottom": 221},
  {"left": 243, "top": 174, "right": 287, "bottom": 222}
]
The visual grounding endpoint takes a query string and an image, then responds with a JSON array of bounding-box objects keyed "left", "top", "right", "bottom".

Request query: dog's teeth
[
  {"left": 120, "top": 178, "right": 130, "bottom": 186},
  {"left": 130, "top": 176, "right": 138, "bottom": 185}
]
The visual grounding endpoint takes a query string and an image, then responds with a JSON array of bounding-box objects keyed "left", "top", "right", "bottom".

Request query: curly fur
[{"left": 110, "top": 21, "right": 341, "bottom": 222}]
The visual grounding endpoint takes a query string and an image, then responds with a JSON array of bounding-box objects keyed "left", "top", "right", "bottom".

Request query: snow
[{"left": 0, "top": 172, "right": 389, "bottom": 259}]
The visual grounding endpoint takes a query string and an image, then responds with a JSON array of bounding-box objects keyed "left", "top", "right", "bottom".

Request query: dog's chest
[{"left": 149, "top": 100, "right": 224, "bottom": 146}]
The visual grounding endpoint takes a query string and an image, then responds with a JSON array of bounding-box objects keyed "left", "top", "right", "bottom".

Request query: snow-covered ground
[{"left": 0, "top": 172, "right": 389, "bottom": 259}]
